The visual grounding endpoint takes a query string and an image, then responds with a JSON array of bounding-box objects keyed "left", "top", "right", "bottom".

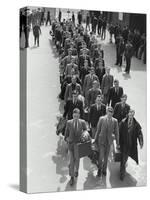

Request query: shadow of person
[
  {"left": 122, "top": 72, "right": 131, "bottom": 80},
  {"left": 83, "top": 157, "right": 97, "bottom": 172},
  {"left": 65, "top": 179, "right": 77, "bottom": 191},
  {"left": 9, "top": 184, "right": 19, "bottom": 191},
  {"left": 52, "top": 136, "right": 69, "bottom": 183},
  {"left": 48, "top": 39, "right": 59, "bottom": 58},
  {"left": 30, "top": 45, "right": 38, "bottom": 50},
  {"left": 108, "top": 161, "right": 137, "bottom": 188},
  {"left": 83, "top": 171, "right": 107, "bottom": 190}
]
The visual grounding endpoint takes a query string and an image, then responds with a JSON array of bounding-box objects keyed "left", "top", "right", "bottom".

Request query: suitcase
[
  {"left": 113, "top": 140, "right": 121, "bottom": 162},
  {"left": 75, "top": 141, "right": 92, "bottom": 158}
]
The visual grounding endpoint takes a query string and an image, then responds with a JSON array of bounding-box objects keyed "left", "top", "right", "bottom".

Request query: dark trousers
[
  {"left": 125, "top": 57, "right": 132, "bottom": 73},
  {"left": 116, "top": 54, "right": 123, "bottom": 66},
  {"left": 34, "top": 35, "right": 39, "bottom": 46},
  {"left": 120, "top": 153, "right": 128, "bottom": 176},
  {"left": 101, "top": 28, "right": 106, "bottom": 39},
  {"left": 46, "top": 18, "right": 51, "bottom": 26},
  {"left": 98, "top": 25, "right": 102, "bottom": 35},
  {"left": 24, "top": 30, "right": 29, "bottom": 48}
]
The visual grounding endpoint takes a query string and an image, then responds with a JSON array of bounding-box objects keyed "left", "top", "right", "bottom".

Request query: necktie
[{"left": 74, "top": 120, "right": 78, "bottom": 135}]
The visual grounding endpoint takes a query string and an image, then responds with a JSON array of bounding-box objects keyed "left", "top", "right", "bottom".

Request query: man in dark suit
[
  {"left": 101, "top": 67, "right": 114, "bottom": 105},
  {"left": 65, "top": 108, "right": 87, "bottom": 186},
  {"left": 87, "top": 80, "right": 102, "bottom": 108},
  {"left": 94, "top": 106, "right": 119, "bottom": 177},
  {"left": 113, "top": 94, "right": 130, "bottom": 123},
  {"left": 89, "top": 95, "right": 106, "bottom": 138},
  {"left": 64, "top": 75, "right": 82, "bottom": 102},
  {"left": 119, "top": 109, "right": 144, "bottom": 180},
  {"left": 108, "top": 79, "right": 123, "bottom": 108},
  {"left": 63, "top": 91, "right": 84, "bottom": 120}
]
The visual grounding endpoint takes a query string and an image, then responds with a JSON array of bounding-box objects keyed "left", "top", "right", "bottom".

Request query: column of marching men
[{"left": 52, "top": 17, "right": 144, "bottom": 186}]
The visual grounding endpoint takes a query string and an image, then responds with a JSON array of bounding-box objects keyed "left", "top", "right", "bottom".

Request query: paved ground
[{"left": 20, "top": 17, "right": 146, "bottom": 193}]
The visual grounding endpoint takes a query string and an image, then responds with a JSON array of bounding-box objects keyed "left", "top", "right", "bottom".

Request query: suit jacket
[
  {"left": 63, "top": 99, "right": 84, "bottom": 120},
  {"left": 108, "top": 86, "right": 124, "bottom": 108},
  {"left": 65, "top": 119, "right": 87, "bottom": 143},
  {"left": 64, "top": 83, "right": 81, "bottom": 102},
  {"left": 101, "top": 74, "right": 114, "bottom": 95},
  {"left": 113, "top": 102, "right": 130, "bottom": 123},
  {"left": 78, "top": 54, "right": 91, "bottom": 69},
  {"left": 83, "top": 74, "right": 99, "bottom": 95},
  {"left": 95, "top": 115, "right": 119, "bottom": 145},
  {"left": 95, "top": 67, "right": 105, "bottom": 85},
  {"left": 65, "top": 63, "right": 79, "bottom": 77},
  {"left": 89, "top": 103, "right": 106, "bottom": 127},
  {"left": 87, "top": 88, "right": 102, "bottom": 107}
]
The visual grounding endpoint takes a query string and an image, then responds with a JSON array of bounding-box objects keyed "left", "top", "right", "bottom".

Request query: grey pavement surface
[{"left": 20, "top": 19, "right": 147, "bottom": 193}]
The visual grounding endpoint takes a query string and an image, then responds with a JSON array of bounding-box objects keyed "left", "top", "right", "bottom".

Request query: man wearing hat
[
  {"left": 65, "top": 108, "right": 87, "bottom": 186},
  {"left": 94, "top": 106, "right": 119, "bottom": 177}
]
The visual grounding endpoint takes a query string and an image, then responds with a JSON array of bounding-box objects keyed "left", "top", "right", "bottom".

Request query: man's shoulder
[{"left": 112, "top": 117, "right": 118, "bottom": 123}]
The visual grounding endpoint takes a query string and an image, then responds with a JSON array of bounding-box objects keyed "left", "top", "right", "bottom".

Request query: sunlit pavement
[{"left": 20, "top": 16, "right": 146, "bottom": 193}]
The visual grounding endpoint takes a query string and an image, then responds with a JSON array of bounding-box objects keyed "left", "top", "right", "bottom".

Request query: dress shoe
[
  {"left": 74, "top": 171, "right": 78, "bottom": 178},
  {"left": 69, "top": 177, "right": 74, "bottom": 186}
]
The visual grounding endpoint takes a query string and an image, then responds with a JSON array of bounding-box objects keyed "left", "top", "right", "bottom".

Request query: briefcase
[
  {"left": 75, "top": 141, "right": 92, "bottom": 158},
  {"left": 113, "top": 140, "right": 121, "bottom": 162}
]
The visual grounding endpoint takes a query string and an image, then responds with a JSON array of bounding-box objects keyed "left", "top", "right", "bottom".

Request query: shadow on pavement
[
  {"left": 83, "top": 172, "right": 107, "bottom": 190},
  {"left": 9, "top": 184, "right": 19, "bottom": 191},
  {"left": 52, "top": 136, "right": 69, "bottom": 183},
  {"left": 65, "top": 179, "right": 77, "bottom": 191},
  {"left": 108, "top": 161, "right": 137, "bottom": 188}
]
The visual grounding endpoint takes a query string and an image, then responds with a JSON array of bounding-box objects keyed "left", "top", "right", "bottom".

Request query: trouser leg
[
  {"left": 91, "top": 127, "right": 97, "bottom": 139},
  {"left": 98, "top": 144, "right": 105, "bottom": 171},
  {"left": 68, "top": 146, "right": 75, "bottom": 177},
  {"left": 37, "top": 36, "right": 39, "bottom": 46},
  {"left": 74, "top": 144, "right": 80, "bottom": 173},
  {"left": 120, "top": 153, "right": 128, "bottom": 177},
  {"left": 103, "top": 144, "right": 111, "bottom": 172}
]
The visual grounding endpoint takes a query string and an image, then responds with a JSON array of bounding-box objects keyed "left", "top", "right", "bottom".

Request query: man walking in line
[
  {"left": 108, "top": 79, "right": 124, "bottom": 108},
  {"left": 101, "top": 67, "right": 114, "bottom": 105},
  {"left": 94, "top": 107, "right": 119, "bottom": 177},
  {"left": 65, "top": 108, "right": 87, "bottom": 186},
  {"left": 119, "top": 109, "right": 143, "bottom": 180},
  {"left": 89, "top": 95, "right": 106, "bottom": 138}
]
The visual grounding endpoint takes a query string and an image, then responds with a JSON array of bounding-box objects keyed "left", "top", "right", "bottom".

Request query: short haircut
[
  {"left": 73, "top": 108, "right": 80, "bottom": 114},
  {"left": 114, "top": 79, "right": 119, "bottom": 83}
]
